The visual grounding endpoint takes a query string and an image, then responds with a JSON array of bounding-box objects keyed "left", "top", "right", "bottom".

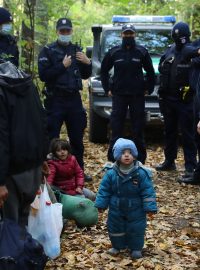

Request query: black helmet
[
  {"left": 0, "top": 7, "right": 13, "bottom": 25},
  {"left": 171, "top": 21, "right": 191, "bottom": 41}
]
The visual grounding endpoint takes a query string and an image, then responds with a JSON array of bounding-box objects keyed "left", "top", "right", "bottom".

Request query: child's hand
[
  {"left": 147, "top": 211, "right": 156, "bottom": 220},
  {"left": 75, "top": 187, "right": 83, "bottom": 194}
]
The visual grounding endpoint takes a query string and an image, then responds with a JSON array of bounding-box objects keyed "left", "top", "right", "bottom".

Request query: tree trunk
[{"left": 21, "top": 0, "right": 36, "bottom": 75}]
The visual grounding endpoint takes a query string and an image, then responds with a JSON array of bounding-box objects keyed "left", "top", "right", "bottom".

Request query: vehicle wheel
[{"left": 89, "top": 109, "right": 108, "bottom": 143}]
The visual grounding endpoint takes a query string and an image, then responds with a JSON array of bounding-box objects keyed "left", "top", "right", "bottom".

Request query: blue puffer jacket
[{"left": 95, "top": 161, "right": 157, "bottom": 250}]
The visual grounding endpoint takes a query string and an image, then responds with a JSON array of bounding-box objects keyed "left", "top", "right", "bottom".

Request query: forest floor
[{"left": 45, "top": 127, "right": 200, "bottom": 270}]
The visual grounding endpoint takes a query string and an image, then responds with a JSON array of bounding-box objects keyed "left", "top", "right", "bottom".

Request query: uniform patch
[
  {"left": 132, "top": 58, "right": 140, "bottom": 62},
  {"left": 132, "top": 179, "right": 138, "bottom": 185}
]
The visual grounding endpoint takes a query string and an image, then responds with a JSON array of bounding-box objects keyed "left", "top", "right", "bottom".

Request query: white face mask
[
  {"left": 1, "top": 23, "right": 12, "bottom": 34},
  {"left": 58, "top": 34, "right": 72, "bottom": 44}
]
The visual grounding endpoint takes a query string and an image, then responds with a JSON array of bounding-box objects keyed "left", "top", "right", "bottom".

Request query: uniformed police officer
[
  {"left": 101, "top": 24, "right": 155, "bottom": 164},
  {"left": 177, "top": 39, "right": 200, "bottom": 185},
  {"left": 0, "top": 7, "right": 19, "bottom": 66},
  {"left": 38, "top": 18, "right": 92, "bottom": 181},
  {"left": 156, "top": 22, "right": 197, "bottom": 180}
]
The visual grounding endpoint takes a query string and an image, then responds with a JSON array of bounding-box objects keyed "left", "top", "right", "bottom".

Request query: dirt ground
[{"left": 45, "top": 127, "right": 200, "bottom": 270}]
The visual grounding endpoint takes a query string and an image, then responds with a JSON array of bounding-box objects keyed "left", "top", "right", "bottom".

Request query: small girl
[
  {"left": 47, "top": 138, "right": 95, "bottom": 201},
  {"left": 95, "top": 138, "right": 157, "bottom": 259}
]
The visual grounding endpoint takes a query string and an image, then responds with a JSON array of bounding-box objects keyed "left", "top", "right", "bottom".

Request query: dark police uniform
[
  {"left": 178, "top": 39, "right": 200, "bottom": 184},
  {"left": 38, "top": 41, "right": 92, "bottom": 169},
  {"left": 101, "top": 44, "right": 155, "bottom": 163},
  {"left": 158, "top": 43, "right": 197, "bottom": 172},
  {"left": 0, "top": 33, "right": 19, "bottom": 66},
  {"left": 0, "top": 7, "right": 19, "bottom": 67}
]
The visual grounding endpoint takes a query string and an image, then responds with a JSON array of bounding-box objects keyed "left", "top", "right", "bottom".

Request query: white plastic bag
[{"left": 28, "top": 183, "right": 63, "bottom": 259}]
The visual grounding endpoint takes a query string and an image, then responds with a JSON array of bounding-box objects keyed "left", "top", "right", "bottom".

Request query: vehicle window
[{"left": 101, "top": 29, "right": 172, "bottom": 59}]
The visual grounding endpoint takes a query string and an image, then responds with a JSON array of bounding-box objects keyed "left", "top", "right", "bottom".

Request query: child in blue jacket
[{"left": 95, "top": 138, "right": 157, "bottom": 259}]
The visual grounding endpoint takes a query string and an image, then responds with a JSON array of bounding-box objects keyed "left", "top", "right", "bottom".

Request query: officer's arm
[
  {"left": 158, "top": 54, "right": 166, "bottom": 73},
  {"left": 38, "top": 46, "right": 66, "bottom": 82},
  {"left": 100, "top": 52, "right": 113, "bottom": 95},
  {"left": 191, "top": 55, "right": 200, "bottom": 67},
  {"left": 78, "top": 56, "right": 92, "bottom": 80},
  {"left": 182, "top": 40, "right": 200, "bottom": 62},
  {"left": 143, "top": 51, "right": 155, "bottom": 95}
]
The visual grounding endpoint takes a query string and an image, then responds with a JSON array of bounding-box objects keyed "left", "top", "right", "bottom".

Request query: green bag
[{"left": 55, "top": 191, "right": 98, "bottom": 227}]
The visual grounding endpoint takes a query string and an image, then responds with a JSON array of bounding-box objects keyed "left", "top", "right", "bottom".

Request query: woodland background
[
  {"left": 1, "top": 1, "right": 199, "bottom": 269},
  {"left": 1, "top": 0, "right": 200, "bottom": 82}
]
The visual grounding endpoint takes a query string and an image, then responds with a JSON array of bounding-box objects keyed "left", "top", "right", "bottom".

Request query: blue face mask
[
  {"left": 58, "top": 34, "right": 72, "bottom": 44},
  {"left": 1, "top": 23, "right": 12, "bottom": 34}
]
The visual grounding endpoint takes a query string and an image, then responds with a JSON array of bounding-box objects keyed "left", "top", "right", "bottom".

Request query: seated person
[{"left": 47, "top": 138, "right": 95, "bottom": 201}]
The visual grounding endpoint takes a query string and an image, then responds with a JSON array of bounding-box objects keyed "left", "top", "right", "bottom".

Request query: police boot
[
  {"left": 178, "top": 171, "right": 200, "bottom": 185},
  {"left": 156, "top": 160, "right": 176, "bottom": 171}
]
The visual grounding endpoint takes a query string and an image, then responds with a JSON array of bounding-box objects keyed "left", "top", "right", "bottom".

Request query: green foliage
[{"left": 2, "top": 0, "right": 200, "bottom": 76}]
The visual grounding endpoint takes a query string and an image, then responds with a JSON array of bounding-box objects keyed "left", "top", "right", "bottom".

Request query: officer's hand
[
  {"left": 0, "top": 185, "right": 8, "bottom": 208},
  {"left": 197, "top": 120, "right": 200, "bottom": 135},
  {"left": 63, "top": 55, "right": 72, "bottom": 68},
  {"left": 76, "top": 52, "right": 91, "bottom": 65},
  {"left": 108, "top": 90, "right": 112, "bottom": 97}
]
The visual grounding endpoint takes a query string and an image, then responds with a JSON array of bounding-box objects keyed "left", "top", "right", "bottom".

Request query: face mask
[
  {"left": 174, "top": 36, "right": 189, "bottom": 50},
  {"left": 1, "top": 24, "right": 12, "bottom": 34},
  {"left": 122, "top": 36, "right": 135, "bottom": 48},
  {"left": 58, "top": 34, "right": 72, "bottom": 44}
]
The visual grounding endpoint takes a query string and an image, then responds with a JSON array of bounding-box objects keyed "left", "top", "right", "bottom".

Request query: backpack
[
  {"left": 0, "top": 218, "right": 48, "bottom": 270},
  {"left": 0, "top": 62, "right": 49, "bottom": 174}
]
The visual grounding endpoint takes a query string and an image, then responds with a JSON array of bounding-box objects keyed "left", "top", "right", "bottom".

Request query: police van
[{"left": 87, "top": 15, "right": 175, "bottom": 143}]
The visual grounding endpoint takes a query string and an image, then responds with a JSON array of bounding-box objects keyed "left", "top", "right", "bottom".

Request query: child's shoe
[
  {"left": 107, "top": 248, "right": 120, "bottom": 256},
  {"left": 131, "top": 250, "right": 142, "bottom": 259}
]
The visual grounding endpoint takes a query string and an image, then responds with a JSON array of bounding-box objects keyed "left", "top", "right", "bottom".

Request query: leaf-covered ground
[{"left": 45, "top": 128, "right": 200, "bottom": 270}]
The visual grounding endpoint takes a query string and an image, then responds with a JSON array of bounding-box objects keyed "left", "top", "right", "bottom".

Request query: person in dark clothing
[
  {"left": 0, "top": 7, "right": 19, "bottom": 66},
  {"left": 177, "top": 40, "right": 200, "bottom": 185},
  {"left": 156, "top": 22, "right": 197, "bottom": 180},
  {"left": 38, "top": 18, "right": 92, "bottom": 181},
  {"left": 101, "top": 24, "right": 155, "bottom": 164},
  {"left": 0, "top": 61, "right": 49, "bottom": 226}
]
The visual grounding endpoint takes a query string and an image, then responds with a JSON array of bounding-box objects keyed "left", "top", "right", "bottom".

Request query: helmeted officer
[
  {"left": 156, "top": 22, "right": 197, "bottom": 180},
  {"left": 38, "top": 18, "right": 92, "bottom": 181},
  {"left": 0, "top": 7, "right": 19, "bottom": 66},
  {"left": 177, "top": 39, "right": 200, "bottom": 184},
  {"left": 101, "top": 24, "right": 155, "bottom": 164}
]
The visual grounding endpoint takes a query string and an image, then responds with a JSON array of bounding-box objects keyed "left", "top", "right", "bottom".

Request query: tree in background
[{"left": 1, "top": 0, "right": 200, "bottom": 77}]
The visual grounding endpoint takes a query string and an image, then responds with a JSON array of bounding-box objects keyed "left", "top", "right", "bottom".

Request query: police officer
[
  {"left": 156, "top": 22, "right": 197, "bottom": 180},
  {"left": 101, "top": 24, "right": 155, "bottom": 164},
  {"left": 38, "top": 18, "right": 92, "bottom": 181},
  {"left": 177, "top": 40, "right": 200, "bottom": 184},
  {"left": 0, "top": 7, "right": 19, "bottom": 66}
]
